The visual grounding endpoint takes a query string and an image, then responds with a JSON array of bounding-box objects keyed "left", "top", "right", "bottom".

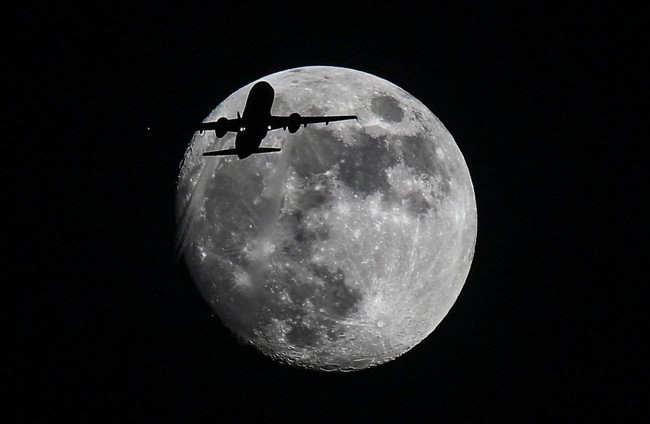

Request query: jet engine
[
  {"left": 288, "top": 113, "right": 301, "bottom": 133},
  {"left": 215, "top": 117, "right": 229, "bottom": 138}
]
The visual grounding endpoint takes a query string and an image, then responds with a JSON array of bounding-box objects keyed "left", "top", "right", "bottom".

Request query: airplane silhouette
[{"left": 175, "top": 81, "right": 357, "bottom": 159}]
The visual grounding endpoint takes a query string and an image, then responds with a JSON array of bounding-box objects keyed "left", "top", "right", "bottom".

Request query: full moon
[{"left": 177, "top": 66, "right": 477, "bottom": 371}]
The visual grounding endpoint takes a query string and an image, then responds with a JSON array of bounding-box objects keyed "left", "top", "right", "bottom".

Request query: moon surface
[{"left": 177, "top": 66, "right": 477, "bottom": 371}]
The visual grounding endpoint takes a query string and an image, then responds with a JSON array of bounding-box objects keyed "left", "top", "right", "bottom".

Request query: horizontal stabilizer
[
  {"left": 202, "top": 149, "right": 239, "bottom": 156},
  {"left": 202, "top": 147, "right": 281, "bottom": 158}
]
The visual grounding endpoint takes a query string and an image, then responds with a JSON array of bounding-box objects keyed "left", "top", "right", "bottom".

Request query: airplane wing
[
  {"left": 268, "top": 113, "right": 357, "bottom": 132},
  {"left": 192, "top": 117, "right": 242, "bottom": 136},
  {"left": 147, "top": 116, "right": 242, "bottom": 137}
]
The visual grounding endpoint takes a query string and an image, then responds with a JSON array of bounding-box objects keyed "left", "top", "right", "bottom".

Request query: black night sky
[{"left": 10, "top": 2, "right": 645, "bottom": 422}]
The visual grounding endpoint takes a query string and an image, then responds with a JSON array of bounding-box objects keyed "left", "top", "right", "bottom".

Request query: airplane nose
[{"left": 252, "top": 80, "right": 274, "bottom": 97}]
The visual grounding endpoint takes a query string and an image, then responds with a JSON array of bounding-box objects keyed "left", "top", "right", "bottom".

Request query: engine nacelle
[
  {"left": 288, "top": 113, "right": 301, "bottom": 133},
  {"left": 215, "top": 117, "right": 229, "bottom": 138}
]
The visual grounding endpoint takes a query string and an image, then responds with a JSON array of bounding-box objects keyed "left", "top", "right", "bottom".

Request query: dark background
[{"left": 10, "top": 2, "right": 645, "bottom": 422}]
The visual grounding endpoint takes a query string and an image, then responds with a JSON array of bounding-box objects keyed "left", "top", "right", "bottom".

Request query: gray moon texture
[{"left": 176, "top": 66, "right": 477, "bottom": 371}]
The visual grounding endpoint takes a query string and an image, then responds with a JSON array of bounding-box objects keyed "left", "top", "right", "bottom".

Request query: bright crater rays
[{"left": 177, "top": 66, "right": 477, "bottom": 371}]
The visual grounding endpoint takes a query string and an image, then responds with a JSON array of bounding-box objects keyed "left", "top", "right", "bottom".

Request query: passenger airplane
[{"left": 158, "top": 81, "right": 357, "bottom": 159}]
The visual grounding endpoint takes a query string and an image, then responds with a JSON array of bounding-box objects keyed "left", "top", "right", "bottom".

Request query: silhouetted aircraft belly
[{"left": 153, "top": 81, "right": 357, "bottom": 159}]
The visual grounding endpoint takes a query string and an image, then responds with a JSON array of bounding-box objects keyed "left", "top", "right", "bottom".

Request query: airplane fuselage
[{"left": 234, "top": 81, "right": 275, "bottom": 159}]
